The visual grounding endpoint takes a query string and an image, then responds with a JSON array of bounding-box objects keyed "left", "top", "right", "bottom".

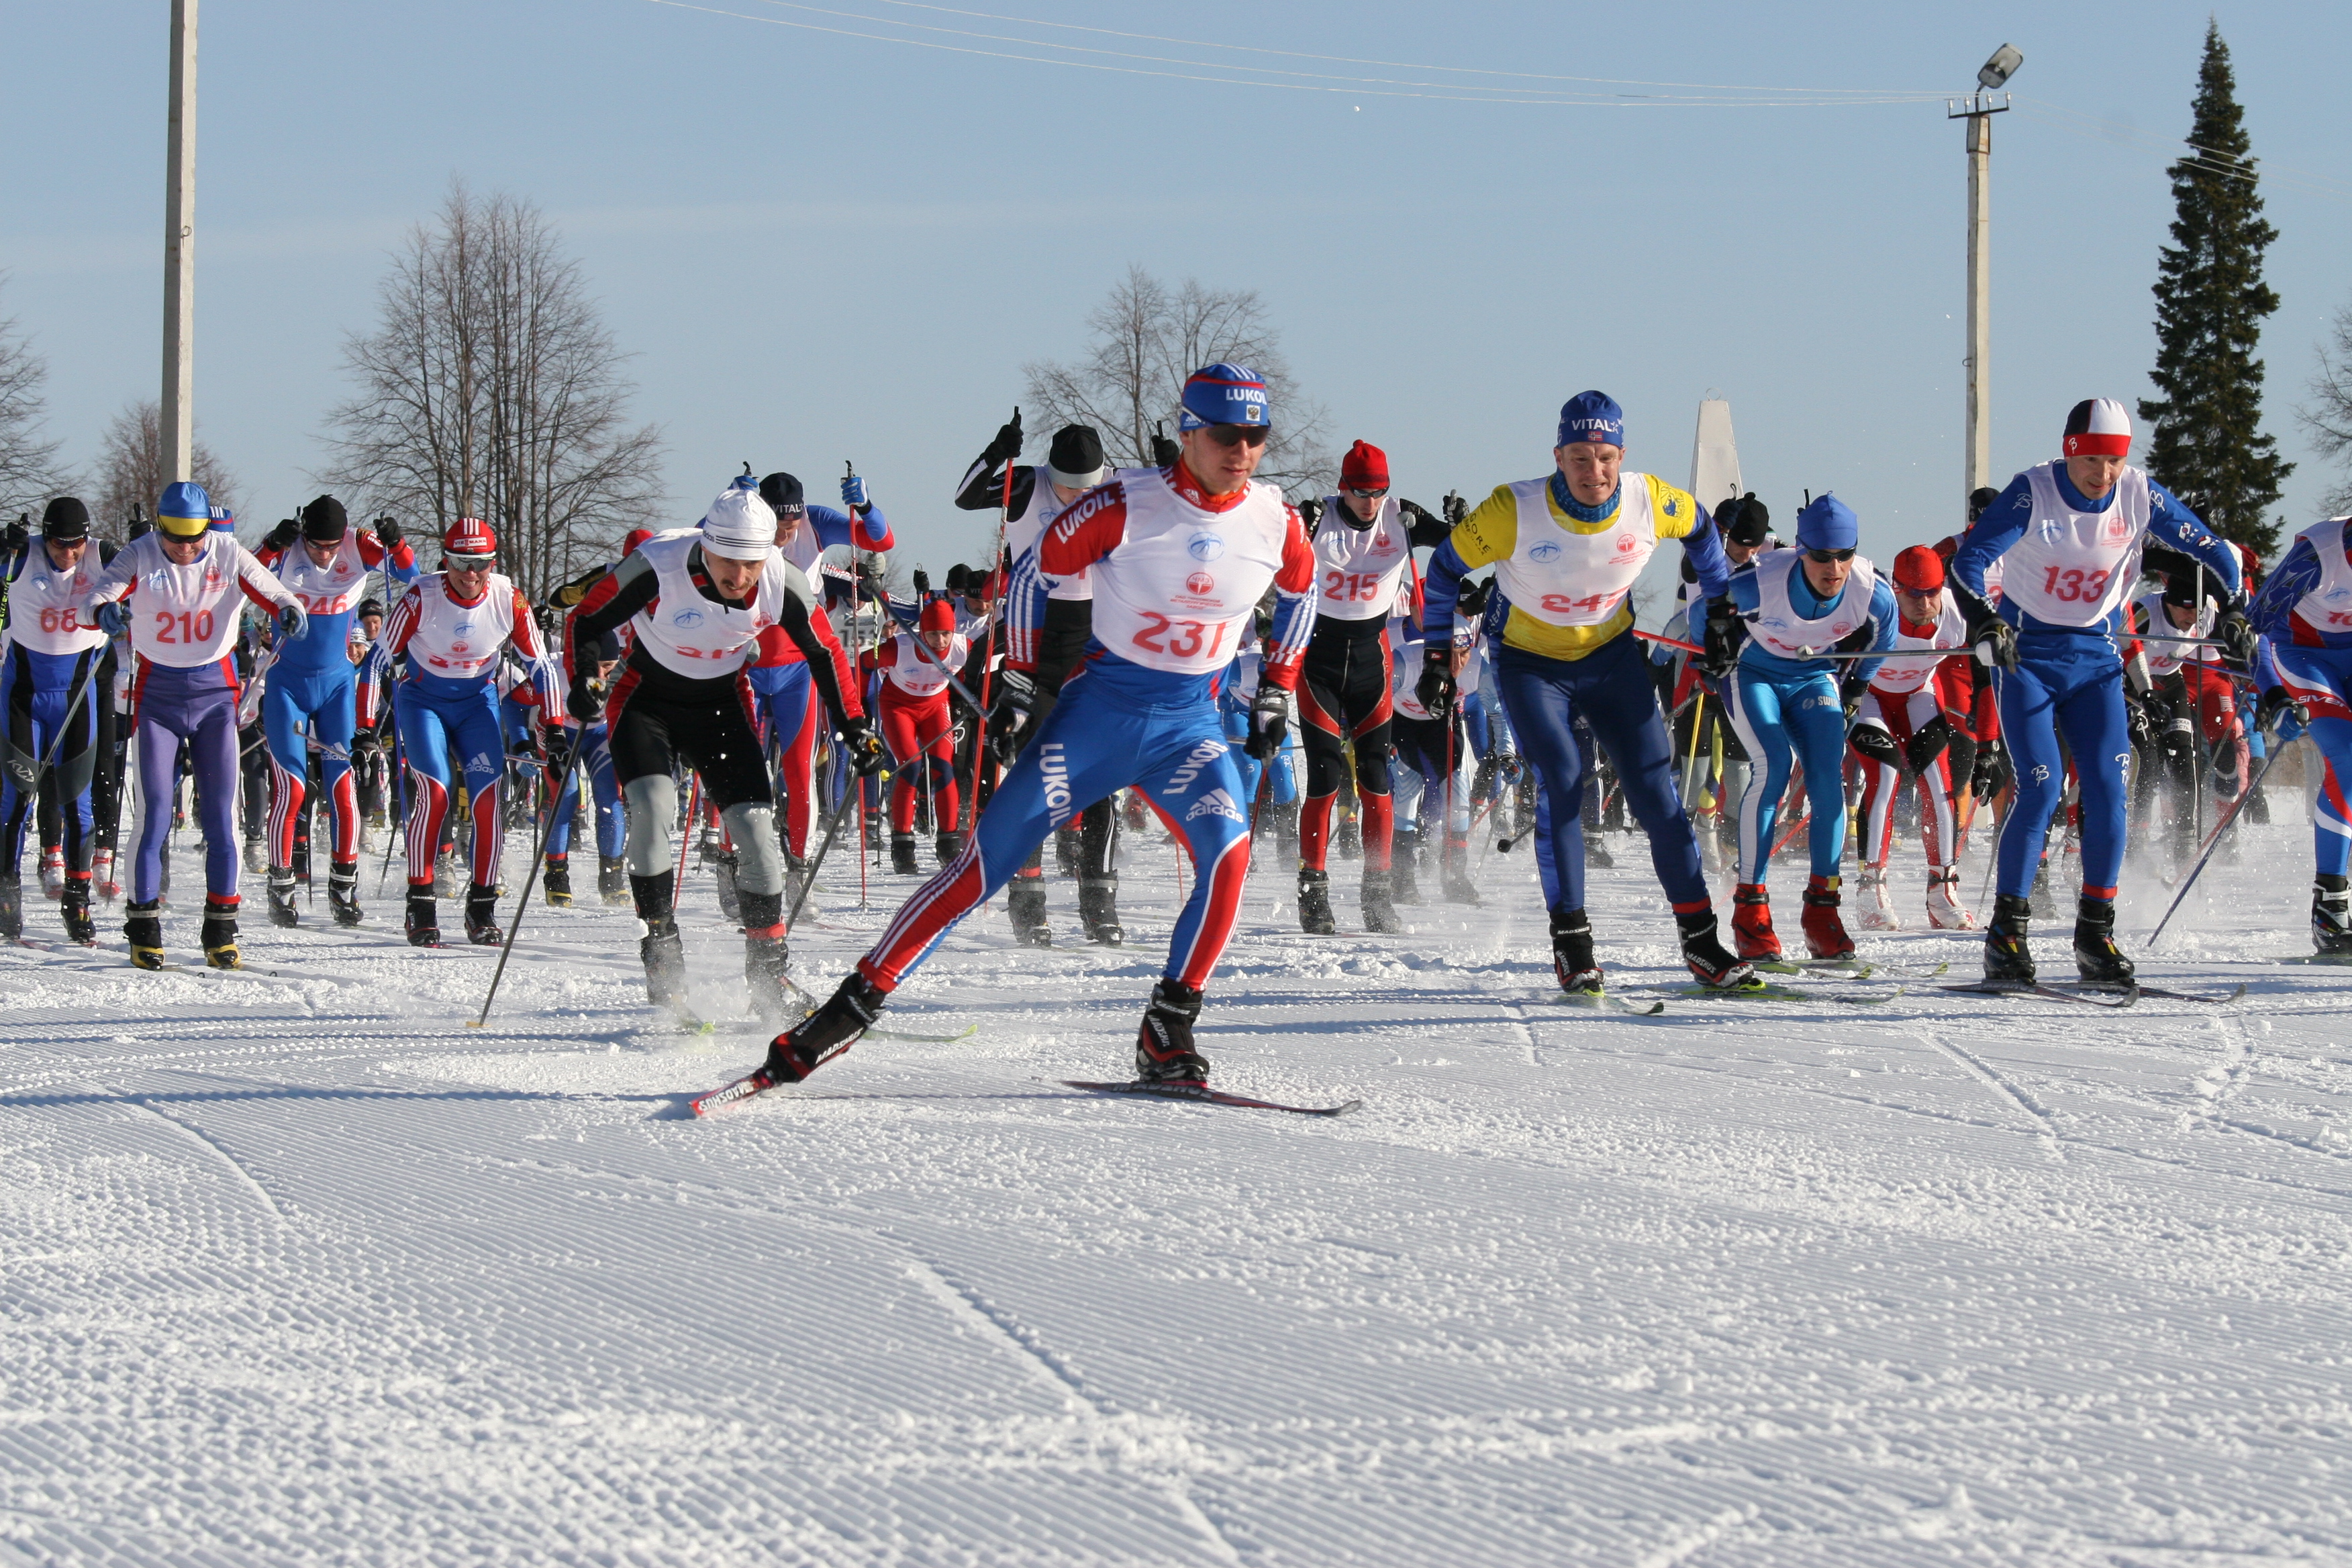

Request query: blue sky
[{"left": 7, "top": 0, "right": 2349, "bottom": 594}]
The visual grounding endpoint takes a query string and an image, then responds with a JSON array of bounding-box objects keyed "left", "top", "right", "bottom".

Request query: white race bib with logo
[
  {"left": 1081, "top": 468, "right": 1291, "bottom": 677},
  {"left": 2000, "top": 461, "right": 2150, "bottom": 628},
  {"left": 1868, "top": 597, "right": 1965, "bottom": 696},
  {"left": 1491, "top": 475, "right": 1657, "bottom": 628},
  {"left": 1748, "top": 550, "right": 1878, "bottom": 663},
  {"left": 1312, "top": 499, "right": 1415, "bottom": 622}
]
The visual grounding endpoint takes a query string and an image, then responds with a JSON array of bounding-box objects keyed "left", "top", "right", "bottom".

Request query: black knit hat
[
  {"left": 301, "top": 494, "right": 350, "bottom": 542},
  {"left": 1047, "top": 426, "right": 1106, "bottom": 489},
  {"left": 758, "top": 472, "right": 805, "bottom": 517},
  {"left": 1719, "top": 492, "right": 1771, "bottom": 548},
  {"left": 41, "top": 497, "right": 91, "bottom": 542}
]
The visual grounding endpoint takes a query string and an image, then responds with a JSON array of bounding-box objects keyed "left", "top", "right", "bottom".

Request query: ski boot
[
  {"left": 94, "top": 848, "right": 119, "bottom": 902},
  {"left": 242, "top": 836, "right": 267, "bottom": 875},
  {"left": 60, "top": 878, "right": 96, "bottom": 946},
  {"left": 1297, "top": 866, "right": 1337, "bottom": 934},
  {"left": 1982, "top": 893, "right": 2035, "bottom": 983},
  {"left": 1079, "top": 875, "right": 1124, "bottom": 946},
  {"left": 328, "top": 865, "right": 363, "bottom": 928},
  {"left": 1550, "top": 906, "right": 1602, "bottom": 995},
  {"left": 542, "top": 855, "right": 573, "bottom": 909},
  {"left": 405, "top": 887, "right": 441, "bottom": 947},
  {"left": 1360, "top": 869, "right": 1404, "bottom": 934},
  {"left": 464, "top": 883, "right": 502, "bottom": 946},
  {"left": 935, "top": 830, "right": 965, "bottom": 867},
  {"left": 889, "top": 834, "right": 920, "bottom": 876},
  {"left": 740, "top": 890, "right": 794, "bottom": 1026},
  {"left": 1389, "top": 828, "right": 1422, "bottom": 905},
  {"left": 2314, "top": 875, "right": 2352, "bottom": 954},
  {"left": 0, "top": 875, "right": 19, "bottom": 942},
  {"left": 1440, "top": 838, "right": 1480, "bottom": 905},
  {"left": 433, "top": 850, "right": 464, "bottom": 899},
  {"left": 126, "top": 899, "right": 166, "bottom": 969},
  {"left": 1677, "top": 906, "right": 1757, "bottom": 989},
  {"left": 1925, "top": 865, "right": 1975, "bottom": 930},
  {"left": 1855, "top": 865, "right": 1898, "bottom": 931},
  {"left": 1334, "top": 811, "right": 1363, "bottom": 862},
  {"left": 1134, "top": 977, "right": 1209, "bottom": 1084},
  {"left": 633, "top": 871, "right": 689, "bottom": 1006},
  {"left": 201, "top": 897, "right": 241, "bottom": 969},
  {"left": 266, "top": 866, "right": 300, "bottom": 928},
  {"left": 1731, "top": 883, "right": 1781, "bottom": 961},
  {"left": 599, "top": 854, "right": 630, "bottom": 905},
  {"left": 1801, "top": 874, "right": 1855, "bottom": 960},
  {"left": 763, "top": 973, "right": 886, "bottom": 1083},
  {"left": 39, "top": 846, "right": 63, "bottom": 899},
  {"left": 1008, "top": 875, "right": 1052, "bottom": 946},
  {"left": 1053, "top": 825, "right": 1083, "bottom": 877},
  {"left": 2072, "top": 896, "right": 2135, "bottom": 989}
]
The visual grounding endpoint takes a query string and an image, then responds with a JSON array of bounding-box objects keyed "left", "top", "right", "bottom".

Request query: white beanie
[{"left": 701, "top": 488, "right": 777, "bottom": 562}]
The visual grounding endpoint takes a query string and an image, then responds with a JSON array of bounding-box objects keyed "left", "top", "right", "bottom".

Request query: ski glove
[
  {"left": 264, "top": 517, "right": 302, "bottom": 553},
  {"left": 568, "top": 674, "right": 604, "bottom": 726},
  {"left": 2, "top": 515, "right": 25, "bottom": 558},
  {"left": 2216, "top": 608, "right": 2257, "bottom": 668},
  {"left": 2256, "top": 684, "right": 2308, "bottom": 737},
  {"left": 1457, "top": 577, "right": 1490, "bottom": 617},
  {"left": 2125, "top": 696, "right": 2155, "bottom": 752},
  {"left": 1244, "top": 686, "right": 1290, "bottom": 761},
  {"left": 1150, "top": 422, "right": 1180, "bottom": 467},
  {"left": 1416, "top": 648, "right": 1457, "bottom": 721},
  {"left": 375, "top": 516, "right": 403, "bottom": 550},
  {"left": 985, "top": 411, "right": 1023, "bottom": 466},
  {"left": 1971, "top": 736, "right": 2011, "bottom": 798},
  {"left": 1295, "top": 496, "right": 1323, "bottom": 532},
  {"left": 94, "top": 599, "right": 132, "bottom": 638},
  {"left": 840, "top": 473, "right": 870, "bottom": 511},
  {"left": 1700, "top": 597, "right": 1744, "bottom": 677},
  {"left": 1849, "top": 721, "right": 1901, "bottom": 773},
  {"left": 544, "top": 726, "right": 575, "bottom": 777},
  {"left": 912, "top": 569, "right": 930, "bottom": 595},
  {"left": 989, "top": 667, "right": 1042, "bottom": 765},
  {"left": 838, "top": 714, "right": 888, "bottom": 777},
  {"left": 278, "top": 603, "right": 311, "bottom": 642},
  {"left": 1837, "top": 675, "right": 1870, "bottom": 724},
  {"left": 1443, "top": 491, "right": 1469, "bottom": 526},
  {"left": 1965, "top": 605, "right": 2017, "bottom": 671}
]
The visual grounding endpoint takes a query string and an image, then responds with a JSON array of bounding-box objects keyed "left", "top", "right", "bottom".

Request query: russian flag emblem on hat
[{"left": 2063, "top": 397, "right": 2133, "bottom": 458}]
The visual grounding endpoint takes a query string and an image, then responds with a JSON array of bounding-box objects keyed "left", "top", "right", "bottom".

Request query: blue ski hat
[
  {"left": 209, "top": 504, "right": 236, "bottom": 534},
  {"left": 1555, "top": 390, "right": 1624, "bottom": 448},
  {"left": 1177, "top": 362, "right": 1270, "bottom": 430},
  {"left": 1795, "top": 493, "right": 1859, "bottom": 552},
  {"left": 155, "top": 480, "right": 213, "bottom": 540}
]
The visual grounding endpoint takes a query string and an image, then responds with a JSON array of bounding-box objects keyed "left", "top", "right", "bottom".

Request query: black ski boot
[
  {"left": 1079, "top": 875, "right": 1124, "bottom": 945},
  {"left": 1389, "top": 828, "right": 1422, "bottom": 905},
  {"left": 2072, "top": 895, "right": 2135, "bottom": 989},
  {"left": 935, "top": 830, "right": 965, "bottom": 867},
  {"left": 1297, "top": 866, "right": 1337, "bottom": 934},
  {"left": 1134, "top": 977, "right": 1209, "bottom": 1084},
  {"left": 890, "top": 834, "right": 920, "bottom": 876},
  {"left": 633, "top": 871, "right": 687, "bottom": 1004},
  {"left": 328, "top": 865, "right": 362, "bottom": 928},
  {"left": 542, "top": 855, "right": 572, "bottom": 909},
  {"left": 599, "top": 854, "right": 630, "bottom": 905},
  {"left": 60, "top": 879, "right": 96, "bottom": 945},
  {"left": 1983, "top": 893, "right": 2036, "bottom": 984},
  {"left": 1551, "top": 906, "right": 1602, "bottom": 995},
  {"left": 201, "top": 897, "right": 241, "bottom": 970},
  {"left": 1008, "top": 875, "right": 1051, "bottom": 946},
  {"left": 0, "top": 875, "right": 19, "bottom": 942},
  {"left": 126, "top": 899, "right": 166, "bottom": 969},
  {"left": 1676, "top": 906, "right": 1758, "bottom": 990},
  {"left": 763, "top": 972, "right": 885, "bottom": 1082},
  {"left": 405, "top": 887, "right": 440, "bottom": 946},
  {"left": 266, "top": 866, "right": 299, "bottom": 928},
  {"left": 1440, "top": 838, "right": 1481, "bottom": 905},
  {"left": 2314, "top": 875, "right": 2352, "bottom": 954},
  {"left": 464, "top": 883, "right": 502, "bottom": 946},
  {"left": 1361, "top": 869, "right": 1404, "bottom": 934},
  {"left": 740, "top": 889, "right": 794, "bottom": 1026}
]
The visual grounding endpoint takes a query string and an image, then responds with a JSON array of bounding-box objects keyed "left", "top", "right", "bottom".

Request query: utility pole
[
  {"left": 1949, "top": 44, "right": 2020, "bottom": 504},
  {"left": 162, "top": 0, "right": 199, "bottom": 485}
]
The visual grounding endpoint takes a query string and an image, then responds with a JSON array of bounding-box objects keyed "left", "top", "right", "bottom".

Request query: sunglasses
[
  {"left": 1343, "top": 487, "right": 1389, "bottom": 500},
  {"left": 445, "top": 554, "right": 494, "bottom": 570},
  {"left": 1206, "top": 425, "right": 1271, "bottom": 449},
  {"left": 1804, "top": 548, "right": 1857, "bottom": 564}
]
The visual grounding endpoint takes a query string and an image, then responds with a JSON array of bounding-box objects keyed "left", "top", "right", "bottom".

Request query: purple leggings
[{"left": 132, "top": 663, "right": 242, "bottom": 905}]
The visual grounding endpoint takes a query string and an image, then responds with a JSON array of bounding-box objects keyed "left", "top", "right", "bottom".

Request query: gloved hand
[
  {"left": 1416, "top": 648, "right": 1457, "bottom": 720},
  {"left": 838, "top": 714, "right": 888, "bottom": 776},
  {"left": 1838, "top": 675, "right": 1869, "bottom": 724},
  {"left": 1443, "top": 491, "right": 1469, "bottom": 526},
  {"left": 1965, "top": 603, "right": 2016, "bottom": 671},
  {"left": 568, "top": 673, "right": 604, "bottom": 725},
  {"left": 264, "top": 517, "right": 301, "bottom": 553},
  {"left": 1296, "top": 496, "right": 1323, "bottom": 531},
  {"left": 1701, "top": 597, "right": 1744, "bottom": 677},
  {"left": 841, "top": 473, "right": 870, "bottom": 511},
  {"left": 1150, "top": 421, "right": 1180, "bottom": 467},
  {"left": 1457, "top": 577, "right": 1490, "bottom": 617},
  {"left": 1400, "top": 498, "right": 1439, "bottom": 529},
  {"left": 544, "top": 726, "right": 575, "bottom": 776},
  {"left": 1972, "top": 736, "right": 2011, "bottom": 798},
  {"left": 1849, "top": 722, "right": 1901, "bottom": 771},
  {"left": 375, "top": 516, "right": 403, "bottom": 550},
  {"left": 94, "top": 599, "right": 132, "bottom": 638},
  {"left": 2256, "top": 684, "right": 2308, "bottom": 736},
  {"left": 1245, "top": 686, "right": 1291, "bottom": 760},
  {"left": 3, "top": 514, "right": 26, "bottom": 558},
  {"left": 984, "top": 410, "right": 1023, "bottom": 466},
  {"left": 2125, "top": 696, "right": 2155, "bottom": 752},
  {"left": 912, "top": 568, "right": 931, "bottom": 595},
  {"left": 989, "top": 666, "right": 1042, "bottom": 764},
  {"left": 2216, "top": 607, "right": 2257, "bottom": 667},
  {"left": 278, "top": 603, "right": 311, "bottom": 642},
  {"left": 351, "top": 730, "right": 380, "bottom": 758}
]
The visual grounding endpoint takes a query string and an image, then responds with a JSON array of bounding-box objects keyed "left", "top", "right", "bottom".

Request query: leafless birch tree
[
  {"left": 88, "top": 400, "right": 238, "bottom": 532},
  {"left": 0, "top": 283, "right": 68, "bottom": 518}
]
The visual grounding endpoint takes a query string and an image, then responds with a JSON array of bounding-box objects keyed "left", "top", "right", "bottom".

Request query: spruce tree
[{"left": 2139, "top": 20, "right": 2291, "bottom": 558}]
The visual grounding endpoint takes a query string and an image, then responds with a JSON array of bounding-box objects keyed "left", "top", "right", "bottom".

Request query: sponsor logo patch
[
  {"left": 1527, "top": 540, "right": 1563, "bottom": 563},
  {"left": 1186, "top": 787, "right": 1245, "bottom": 824},
  {"left": 1187, "top": 532, "right": 1226, "bottom": 562}
]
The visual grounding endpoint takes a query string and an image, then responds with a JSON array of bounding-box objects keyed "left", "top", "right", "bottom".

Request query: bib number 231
[{"left": 1132, "top": 611, "right": 1228, "bottom": 661}]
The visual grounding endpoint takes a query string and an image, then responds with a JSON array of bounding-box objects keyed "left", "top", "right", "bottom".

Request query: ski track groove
[{"left": 1908, "top": 1026, "right": 2067, "bottom": 1162}]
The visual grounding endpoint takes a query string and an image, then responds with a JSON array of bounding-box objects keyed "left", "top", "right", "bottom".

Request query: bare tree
[
  {"left": 319, "top": 181, "right": 664, "bottom": 599},
  {"left": 0, "top": 279, "right": 68, "bottom": 518},
  {"left": 87, "top": 399, "right": 239, "bottom": 532},
  {"left": 2302, "top": 298, "right": 2352, "bottom": 514},
  {"left": 1024, "top": 264, "right": 1333, "bottom": 497}
]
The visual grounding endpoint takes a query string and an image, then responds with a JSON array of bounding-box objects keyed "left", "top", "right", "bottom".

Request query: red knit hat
[
  {"left": 622, "top": 528, "right": 653, "bottom": 557},
  {"left": 919, "top": 597, "right": 957, "bottom": 632},
  {"left": 1339, "top": 440, "right": 1390, "bottom": 491},
  {"left": 1892, "top": 544, "right": 1945, "bottom": 593}
]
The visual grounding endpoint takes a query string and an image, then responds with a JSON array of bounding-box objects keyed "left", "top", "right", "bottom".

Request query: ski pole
[
  {"left": 2147, "top": 713, "right": 2302, "bottom": 950},
  {"left": 465, "top": 740, "right": 580, "bottom": 1029}
]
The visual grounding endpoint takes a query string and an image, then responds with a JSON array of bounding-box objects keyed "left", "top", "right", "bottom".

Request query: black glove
[
  {"left": 2256, "top": 684, "right": 2306, "bottom": 735},
  {"left": 544, "top": 726, "right": 575, "bottom": 775},
  {"left": 1972, "top": 736, "right": 2011, "bottom": 798},
  {"left": 567, "top": 673, "right": 603, "bottom": 725},
  {"left": 912, "top": 568, "right": 931, "bottom": 595},
  {"left": 1702, "top": 597, "right": 1744, "bottom": 677},
  {"left": 1150, "top": 421, "right": 1180, "bottom": 467},
  {"left": 1457, "top": 577, "right": 1490, "bottom": 617},
  {"left": 1964, "top": 601, "right": 2017, "bottom": 671},
  {"left": 2125, "top": 696, "right": 2155, "bottom": 752},
  {"left": 1903, "top": 713, "right": 1953, "bottom": 775},
  {"left": 1849, "top": 722, "right": 1901, "bottom": 771},
  {"left": 3, "top": 514, "right": 26, "bottom": 558},
  {"left": 838, "top": 714, "right": 887, "bottom": 777},
  {"left": 1443, "top": 491, "right": 1469, "bottom": 526},
  {"left": 374, "top": 516, "right": 403, "bottom": 550},
  {"left": 1400, "top": 498, "right": 1439, "bottom": 530},
  {"left": 1245, "top": 686, "right": 1290, "bottom": 760},
  {"left": 985, "top": 409, "right": 1023, "bottom": 466},
  {"left": 1296, "top": 496, "right": 1323, "bottom": 531},
  {"left": 264, "top": 516, "right": 301, "bottom": 553},
  {"left": 946, "top": 562, "right": 970, "bottom": 597},
  {"left": 1416, "top": 648, "right": 1457, "bottom": 720},
  {"left": 989, "top": 666, "right": 1042, "bottom": 764},
  {"left": 1838, "top": 675, "right": 1869, "bottom": 723},
  {"left": 2216, "top": 607, "right": 2257, "bottom": 668}
]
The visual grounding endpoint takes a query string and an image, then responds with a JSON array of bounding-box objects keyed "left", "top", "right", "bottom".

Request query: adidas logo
[{"left": 1186, "top": 788, "right": 1244, "bottom": 824}]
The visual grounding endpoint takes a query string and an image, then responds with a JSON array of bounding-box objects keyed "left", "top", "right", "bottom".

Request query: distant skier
[
  {"left": 742, "top": 362, "right": 1314, "bottom": 1093},
  {"left": 862, "top": 597, "right": 969, "bottom": 873},
  {"left": 1950, "top": 399, "right": 2247, "bottom": 986},
  {"left": 1, "top": 498, "right": 110, "bottom": 945},
  {"left": 1849, "top": 544, "right": 1979, "bottom": 930}
]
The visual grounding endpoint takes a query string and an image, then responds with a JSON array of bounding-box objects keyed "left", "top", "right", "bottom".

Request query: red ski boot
[
  {"left": 1800, "top": 873, "right": 1855, "bottom": 960},
  {"left": 1731, "top": 883, "right": 1781, "bottom": 961}
]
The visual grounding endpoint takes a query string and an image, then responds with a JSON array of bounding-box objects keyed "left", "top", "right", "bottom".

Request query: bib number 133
[{"left": 2040, "top": 565, "right": 2110, "bottom": 603}]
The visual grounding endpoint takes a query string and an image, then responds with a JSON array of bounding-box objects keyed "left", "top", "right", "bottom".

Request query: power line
[{"left": 2014, "top": 99, "right": 2351, "bottom": 204}]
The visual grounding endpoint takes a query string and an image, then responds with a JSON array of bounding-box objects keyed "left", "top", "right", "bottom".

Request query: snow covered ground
[{"left": 5, "top": 813, "right": 2351, "bottom": 1566}]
